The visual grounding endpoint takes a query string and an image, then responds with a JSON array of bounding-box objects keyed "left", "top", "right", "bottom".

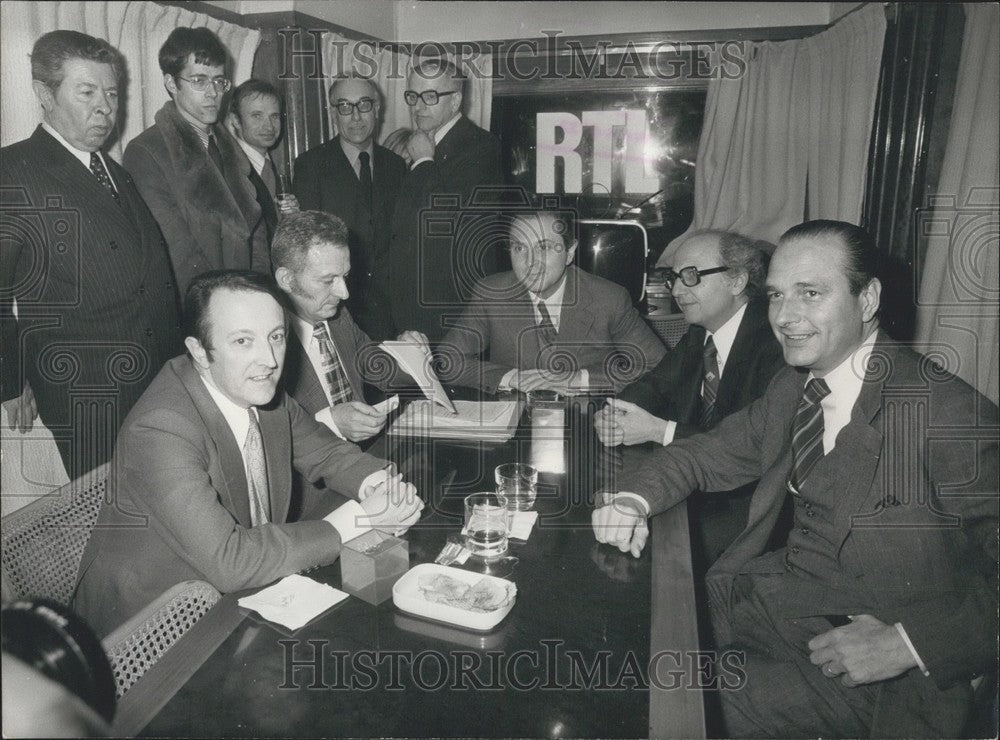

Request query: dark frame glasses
[{"left": 664, "top": 265, "right": 728, "bottom": 288}]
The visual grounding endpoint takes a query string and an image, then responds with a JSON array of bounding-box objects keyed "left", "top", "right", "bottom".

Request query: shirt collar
[
  {"left": 808, "top": 329, "right": 878, "bottom": 402},
  {"left": 236, "top": 137, "right": 268, "bottom": 174},
  {"left": 339, "top": 137, "right": 374, "bottom": 169},
  {"left": 198, "top": 372, "right": 256, "bottom": 448},
  {"left": 42, "top": 121, "right": 102, "bottom": 171},
  {"left": 705, "top": 302, "right": 748, "bottom": 373},
  {"left": 290, "top": 313, "right": 324, "bottom": 347},
  {"left": 528, "top": 272, "right": 568, "bottom": 309},
  {"left": 433, "top": 113, "right": 462, "bottom": 144}
]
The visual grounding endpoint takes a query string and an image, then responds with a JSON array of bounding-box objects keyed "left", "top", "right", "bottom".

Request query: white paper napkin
[
  {"left": 508, "top": 511, "right": 539, "bottom": 541},
  {"left": 238, "top": 574, "right": 349, "bottom": 630}
]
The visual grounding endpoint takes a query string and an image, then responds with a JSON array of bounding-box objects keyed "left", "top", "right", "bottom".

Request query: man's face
[
  {"left": 233, "top": 93, "right": 280, "bottom": 153},
  {"left": 407, "top": 70, "right": 461, "bottom": 135},
  {"left": 276, "top": 243, "right": 350, "bottom": 326},
  {"left": 509, "top": 213, "right": 577, "bottom": 299},
  {"left": 165, "top": 55, "right": 225, "bottom": 129},
  {"left": 35, "top": 58, "right": 118, "bottom": 152},
  {"left": 766, "top": 235, "right": 880, "bottom": 376},
  {"left": 186, "top": 288, "right": 287, "bottom": 408},
  {"left": 331, "top": 78, "right": 379, "bottom": 147},
  {"left": 669, "top": 234, "right": 744, "bottom": 333}
]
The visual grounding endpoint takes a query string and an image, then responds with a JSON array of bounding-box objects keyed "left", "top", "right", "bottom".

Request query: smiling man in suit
[
  {"left": 592, "top": 220, "right": 998, "bottom": 737},
  {"left": 292, "top": 75, "right": 405, "bottom": 341},
  {"left": 594, "top": 230, "right": 785, "bottom": 564},
  {"left": 123, "top": 27, "right": 268, "bottom": 296},
  {"left": 73, "top": 270, "right": 423, "bottom": 637},
  {"left": 1, "top": 30, "right": 181, "bottom": 479}
]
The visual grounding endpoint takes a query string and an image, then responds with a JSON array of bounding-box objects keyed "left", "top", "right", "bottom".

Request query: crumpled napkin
[
  {"left": 238, "top": 574, "right": 349, "bottom": 630},
  {"left": 508, "top": 511, "right": 538, "bottom": 541}
]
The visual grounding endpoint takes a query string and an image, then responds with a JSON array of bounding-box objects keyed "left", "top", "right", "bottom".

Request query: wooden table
[{"left": 113, "top": 399, "right": 706, "bottom": 738}]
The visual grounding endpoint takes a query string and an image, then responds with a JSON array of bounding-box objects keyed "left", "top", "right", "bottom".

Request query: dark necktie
[
  {"left": 788, "top": 378, "right": 831, "bottom": 494},
  {"left": 207, "top": 133, "right": 224, "bottom": 173},
  {"left": 700, "top": 335, "right": 720, "bottom": 428},
  {"left": 536, "top": 302, "right": 557, "bottom": 345},
  {"left": 89, "top": 152, "right": 119, "bottom": 202},
  {"left": 357, "top": 151, "right": 373, "bottom": 212},
  {"left": 244, "top": 409, "right": 270, "bottom": 526},
  {"left": 261, "top": 155, "right": 278, "bottom": 199},
  {"left": 313, "top": 322, "right": 354, "bottom": 405}
]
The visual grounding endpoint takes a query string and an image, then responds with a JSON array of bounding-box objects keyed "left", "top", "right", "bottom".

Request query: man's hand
[
  {"left": 329, "top": 401, "right": 387, "bottom": 442},
  {"left": 396, "top": 330, "right": 430, "bottom": 354},
  {"left": 406, "top": 130, "right": 435, "bottom": 163},
  {"left": 360, "top": 473, "right": 424, "bottom": 535},
  {"left": 509, "top": 369, "right": 587, "bottom": 395},
  {"left": 3, "top": 382, "right": 37, "bottom": 433},
  {"left": 594, "top": 398, "right": 668, "bottom": 447},
  {"left": 808, "top": 614, "right": 919, "bottom": 686},
  {"left": 592, "top": 494, "right": 649, "bottom": 558}
]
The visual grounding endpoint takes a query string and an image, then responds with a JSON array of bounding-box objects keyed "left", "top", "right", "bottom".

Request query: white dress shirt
[
  {"left": 339, "top": 137, "right": 374, "bottom": 179},
  {"left": 42, "top": 122, "right": 116, "bottom": 189},
  {"left": 236, "top": 137, "right": 268, "bottom": 176},
  {"left": 410, "top": 112, "right": 462, "bottom": 169}
]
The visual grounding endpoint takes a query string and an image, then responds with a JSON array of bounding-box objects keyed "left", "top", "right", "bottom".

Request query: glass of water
[
  {"left": 464, "top": 493, "right": 509, "bottom": 560},
  {"left": 495, "top": 463, "right": 538, "bottom": 511}
]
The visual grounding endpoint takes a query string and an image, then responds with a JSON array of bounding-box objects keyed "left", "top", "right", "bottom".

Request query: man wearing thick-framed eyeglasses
[
  {"left": 387, "top": 57, "right": 504, "bottom": 342},
  {"left": 594, "top": 230, "right": 785, "bottom": 566},
  {"left": 123, "top": 27, "right": 268, "bottom": 297},
  {"left": 292, "top": 74, "right": 406, "bottom": 341}
]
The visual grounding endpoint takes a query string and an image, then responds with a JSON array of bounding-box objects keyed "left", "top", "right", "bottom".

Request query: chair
[
  {"left": 647, "top": 313, "right": 690, "bottom": 348},
  {"left": 1, "top": 463, "right": 221, "bottom": 698}
]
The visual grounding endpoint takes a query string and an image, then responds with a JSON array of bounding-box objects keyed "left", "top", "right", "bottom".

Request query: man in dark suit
[
  {"left": 292, "top": 75, "right": 405, "bottom": 341},
  {"left": 123, "top": 27, "right": 267, "bottom": 296},
  {"left": 73, "top": 271, "right": 423, "bottom": 637},
  {"left": 272, "top": 211, "right": 425, "bottom": 444},
  {"left": 1, "top": 30, "right": 182, "bottom": 479},
  {"left": 593, "top": 220, "right": 998, "bottom": 737},
  {"left": 594, "top": 231, "right": 785, "bottom": 563},
  {"left": 438, "top": 209, "right": 667, "bottom": 395},
  {"left": 388, "top": 58, "right": 504, "bottom": 342}
]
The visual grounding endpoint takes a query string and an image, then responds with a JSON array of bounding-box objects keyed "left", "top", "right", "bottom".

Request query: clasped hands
[
  {"left": 359, "top": 470, "right": 424, "bottom": 535},
  {"left": 594, "top": 398, "right": 667, "bottom": 447}
]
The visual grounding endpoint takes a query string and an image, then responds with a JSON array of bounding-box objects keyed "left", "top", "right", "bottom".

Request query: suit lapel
[
  {"left": 285, "top": 330, "right": 331, "bottom": 413},
  {"left": 325, "top": 315, "right": 365, "bottom": 398},
  {"left": 717, "top": 303, "right": 764, "bottom": 412},
  {"left": 554, "top": 267, "right": 597, "bottom": 341},
  {"left": 259, "top": 405, "right": 292, "bottom": 524}
]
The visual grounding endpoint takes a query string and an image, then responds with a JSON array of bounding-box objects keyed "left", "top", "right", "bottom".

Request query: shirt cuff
[
  {"left": 410, "top": 156, "right": 432, "bottom": 169},
  {"left": 314, "top": 406, "right": 346, "bottom": 440},
  {"left": 498, "top": 369, "right": 518, "bottom": 391},
  {"left": 661, "top": 419, "right": 677, "bottom": 446},
  {"left": 324, "top": 499, "right": 371, "bottom": 543},
  {"left": 609, "top": 491, "right": 651, "bottom": 517},
  {"left": 894, "top": 622, "right": 929, "bottom": 676}
]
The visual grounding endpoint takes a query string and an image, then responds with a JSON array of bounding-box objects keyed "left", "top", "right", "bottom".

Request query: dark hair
[
  {"left": 158, "top": 27, "right": 226, "bottom": 78},
  {"left": 410, "top": 57, "right": 465, "bottom": 94},
  {"left": 1, "top": 599, "right": 116, "bottom": 723},
  {"left": 271, "top": 211, "right": 349, "bottom": 273},
  {"left": 506, "top": 207, "right": 578, "bottom": 251},
  {"left": 31, "top": 30, "right": 124, "bottom": 89},
  {"left": 780, "top": 219, "right": 879, "bottom": 295},
  {"left": 184, "top": 270, "right": 285, "bottom": 352},
  {"left": 231, "top": 78, "right": 281, "bottom": 120}
]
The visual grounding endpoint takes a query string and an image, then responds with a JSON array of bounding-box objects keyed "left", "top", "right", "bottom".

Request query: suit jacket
[
  {"left": 72, "top": 355, "right": 386, "bottom": 637},
  {"left": 620, "top": 334, "right": 998, "bottom": 735},
  {"left": 293, "top": 138, "right": 406, "bottom": 340},
  {"left": 123, "top": 101, "right": 268, "bottom": 297},
  {"left": 388, "top": 116, "right": 504, "bottom": 341},
  {"left": 618, "top": 300, "right": 784, "bottom": 438},
  {"left": 437, "top": 266, "right": 667, "bottom": 393},
  {"left": 245, "top": 156, "right": 278, "bottom": 246},
  {"left": 0, "top": 126, "right": 182, "bottom": 478}
]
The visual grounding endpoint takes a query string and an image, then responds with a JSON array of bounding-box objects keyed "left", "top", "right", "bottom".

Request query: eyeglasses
[
  {"left": 176, "top": 75, "right": 231, "bottom": 93},
  {"left": 508, "top": 241, "right": 566, "bottom": 256},
  {"left": 665, "top": 265, "right": 728, "bottom": 288},
  {"left": 334, "top": 98, "right": 375, "bottom": 116},
  {"left": 403, "top": 89, "right": 457, "bottom": 106}
]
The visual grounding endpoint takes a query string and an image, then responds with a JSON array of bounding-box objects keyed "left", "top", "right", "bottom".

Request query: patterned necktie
[
  {"left": 536, "top": 302, "right": 557, "bottom": 345},
  {"left": 244, "top": 409, "right": 270, "bottom": 526},
  {"left": 207, "top": 133, "right": 224, "bottom": 173},
  {"left": 89, "top": 152, "right": 119, "bottom": 202},
  {"left": 700, "top": 335, "right": 720, "bottom": 428},
  {"left": 261, "top": 155, "right": 278, "bottom": 199},
  {"left": 357, "top": 151, "right": 373, "bottom": 212},
  {"left": 788, "top": 378, "right": 831, "bottom": 494},
  {"left": 313, "top": 322, "right": 354, "bottom": 405}
]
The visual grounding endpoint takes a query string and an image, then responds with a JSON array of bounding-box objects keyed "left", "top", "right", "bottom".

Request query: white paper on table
[
  {"left": 379, "top": 340, "right": 457, "bottom": 414},
  {"left": 237, "top": 574, "right": 349, "bottom": 631},
  {"left": 509, "top": 511, "right": 539, "bottom": 541}
]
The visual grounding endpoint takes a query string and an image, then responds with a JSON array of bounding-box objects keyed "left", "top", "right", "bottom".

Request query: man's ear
[
  {"left": 185, "top": 336, "right": 210, "bottom": 369},
  {"left": 32, "top": 80, "right": 55, "bottom": 113},
  {"left": 275, "top": 266, "right": 292, "bottom": 293},
  {"left": 729, "top": 270, "right": 749, "bottom": 296},
  {"left": 163, "top": 73, "right": 178, "bottom": 97},
  {"left": 860, "top": 277, "right": 881, "bottom": 323}
]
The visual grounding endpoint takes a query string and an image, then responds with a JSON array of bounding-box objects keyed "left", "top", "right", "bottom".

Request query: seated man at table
[
  {"left": 437, "top": 207, "right": 667, "bottom": 395},
  {"left": 592, "top": 220, "right": 998, "bottom": 737},
  {"left": 594, "top": 230, "right": 785, "bottom": 564},
  {"left": 73, "top": 270, "right": 423, "bottom": 637}
]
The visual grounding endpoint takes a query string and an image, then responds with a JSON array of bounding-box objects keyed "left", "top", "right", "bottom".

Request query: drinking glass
[
  {"left": 463, "top": 493, "right": 509, "bottom": 560},
  {"left": 494, "top": 463, "right": 538, "bottom": 511}
]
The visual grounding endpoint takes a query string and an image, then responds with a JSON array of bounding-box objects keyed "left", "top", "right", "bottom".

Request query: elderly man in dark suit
[
  {"left": 73, "top": 271, "right": 423, "bottom": 637},
  {"left": 438, "top": 209, "right": 667, "bottom": 395},
  {"left": 388, "top": 58, "right": 504, "bottom": 342},
  {"left": 123, "top": 27, "right": 267, "bottom": 296},
  {"left": 292, "top": 75, "right": 406, "bottom": 341},
  {"left": 593, "top": 220, "right": 998, "bottom": 737},
  {"left": 1, "top": 30, "right": 182, "bottom": 479},
  {"left": 594, "top": 230, "right": 785, "bottom": 564}
]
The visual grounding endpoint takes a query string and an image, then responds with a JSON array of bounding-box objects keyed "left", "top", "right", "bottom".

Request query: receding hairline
[{"left": 329, "top": 76, "right": 378, "bottom": 100}]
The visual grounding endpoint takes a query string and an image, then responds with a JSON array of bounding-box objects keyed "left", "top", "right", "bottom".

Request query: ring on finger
[{"left": 823, "top": 663, "right": 837, "bottom": 676}]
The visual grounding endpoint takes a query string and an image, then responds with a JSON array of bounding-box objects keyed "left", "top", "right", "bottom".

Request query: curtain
[
  {"left": 658, "top": 3, "right": 885, "bottom": 265},
  {"left": 915, "top": 4, "right": 1000, "bottom": 404},
  {"left": 321, "top": 34, "right": 493, "bottom": 146},
  {"left": 0, "top": 0, "right": 260, "bottom": 161}
]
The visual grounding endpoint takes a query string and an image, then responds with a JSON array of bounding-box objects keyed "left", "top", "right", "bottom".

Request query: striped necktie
[
  {"left": 536, "top": 302, "right": 557, "bottom": 345},
  {"left": 788, "top": 378, "right": 831, "bottom": 494},
  {"left": 700, "top": 335, "right": 720, "bottom": 428},
  {"left": 313, "top": 322, "right": 354, "bottom": 405},
  {"left": 244, "top": 409, "right": 270, "bottom": 526}
]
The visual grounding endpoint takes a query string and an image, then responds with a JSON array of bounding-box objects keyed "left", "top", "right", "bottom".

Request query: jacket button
[
  {"left": 145, "top": 328, "right": 153, "bottom": 337},
  {"left": 110, "top": 241, "right": 118, "bottom": 250},
  {"left": 138, "top": 285, "right": 146, "bottom": 294},
  {"left": 800, "top": 527, "right": 809, "bottom": 535},
  {"left": 165, "top": 281, "right": 172, "bottom": 290},
  {"left": 806, "top": 509, "right": 816, "bottom": 517},
  {"left": 791, "top": 546, "right": 800, "bottom": 554}
]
